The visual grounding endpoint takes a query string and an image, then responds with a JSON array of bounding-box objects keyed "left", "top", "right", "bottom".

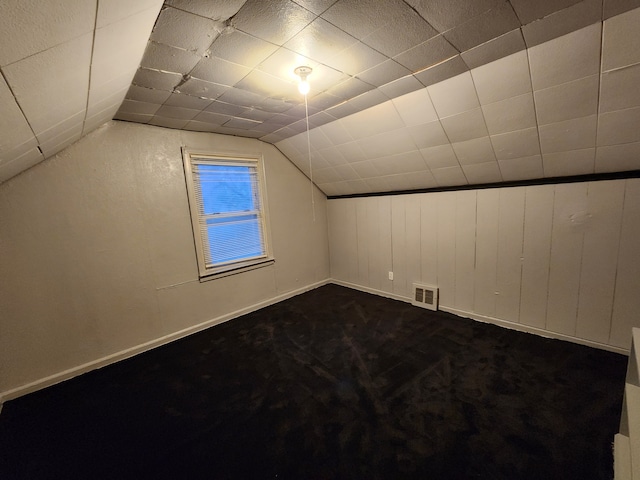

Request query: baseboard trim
[
  {"left": 330, "top": 279, "right": 629, "bottom": 356},
  {"left": 0, "top": 279, "right": 331, "bottom": 402},
  {"left": 330, "top": 279, "right": 411, "bottom": 303}
]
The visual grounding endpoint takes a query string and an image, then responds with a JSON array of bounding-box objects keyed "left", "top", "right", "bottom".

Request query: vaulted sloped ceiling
[{"left": 1, "top": 0, "right": 639, "bottom": 195}]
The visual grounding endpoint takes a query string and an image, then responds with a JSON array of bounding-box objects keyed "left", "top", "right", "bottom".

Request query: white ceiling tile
[
  {"left": 385, "top": 170, "right": 438, "bottom": 191},
  {"left": 114, "top": 113, "right": 150, "bottom": 126},
  {"left": 597, "top": 107, "right": 640, "bottom": 146},
  {"left": 340, "top": 101, "right": 405, "bottom": 139},
  {"left": 452, "top": 136, "right": 496, "bottom": 165},
  {"left": 498, "top": 155, "right": 544, "bottom": 181},
  {"left": 491, "top": 127, "right": 540, "bottom": 160},
  {"left": 310, "top": 152, "right": 331, "bottom": 170},
  {"left": 462, "top": 162, "right": 502, "bottom": 184},
  {"left": 0, "top": 77, "right": 35, "bottom": 161},
  {"left": 344, "top": 179, "right": 371, "bottom": 194},
  {"left": 538, "top": 115, "right": 597, "bottom": 153},
  {"left": 275, "top": 138, "right": 300, "bottom": 159},
  {"left": 319, "top": 120, "right": 353, "bottom": 145},
  {"left": 307, "top": 128, "right": 332, "bottom": 150},
  {"left": 333, "top": 163, "right": 360, "bottom": 181},
  {"left": 0, "top": 148, "right": 44, "bottom": 184},
  {"left": 84, "top": 110, "right": 118, "bottom": 135},
  {"left": 407, "top": 121, "right": 449, "bottom": 149},
  {"left": 336, "top": 141, "right": 368, "bottom": 163},
  {"left": 482, "top": 93, "right": 536, "bottom": 135},
  {"left": 149, "top": 116, "right": 189, "bottom": 129},
  {"left": 284, "top": 149, "right": 308, "bottom": 173},
  {"left": 391, "top": 88, "right": 439, "bottom": 126},
  {"left": 534, "top": 75, "right": 599, "bottom": 125},
  {"left": 363, "top": 176, "right": 393, "bottom": 192},
  {"left": 420, "top": 144, "right": 459, "bottom": 169},
  {"left": 528, "top": 23, "right": 601, "bottom": 90},
  {"left": 97, "top": 0, "right": 163, "bottom": 28},
  {"left": 595, "top": 142, "right": 640, "bottom": 173},
  {"left": 350, "top": 160, "right": 380, "bottom": 178},
  {"left": 599, "top": 64, "right": 640, "bottom": 113},
  {"left": 0, "top": 136, "right": 38, "bottom": 167},
  {"left": 287, "top": 133, "right": 310, "bottom": 156},
  {"left": 89, "top": 71, "right": 136, "bottom": 107},
  {"left": 440, "top": 108, "right": 488, "bottom": 143},
  {"left": 315, "top": 146, "right": 346, "bottom": 167},
  {"left": 542, "top": 148, "right": 595, "bottom": 177},
  {"left": 35, "top": 111, "right": 85, "bottom": 144},
  {"left": 602, "top": 6, "right": 640, "bottom": 71},
  {"left": 92, "top": 8, "right": 160, "bottom": 90},
  {"left": 358, "top": 128, "right": 416, "bottom": 159},
  {"left": 39, "top": 127, "right": 83, "bottom": 158},
  {"left": 0, "top": 0, "right": 96, "bottom": 66},
  {"left": 312, "top": 167, "right": 341, "bottom": 184},
  {"left": 427, "top": 72, "right": 480, "bottom": 117},
  {"left": 119, "top": 99, "right": 161, "bottom": 116},
  {"left": 84, "top": 103, "right": 122, "bottom": 135},
  {"left": 471, "top": 50, "right": 532, "bottom": 105},
  {"left": 318, "top": 182, "right": 342, "bottom": 196},
  {"left": 370, "top": 150, "right": 426, "bottom": 175},
  {"left": 149, "top": 7, "right": 223, "bottom": 56},
  {"left": 87, "top": 87, "right": 128, "bottom": 119},
  {"left": 431, "top": 165, "right": 468, "bottom": 187},
  {"left": 3, "top": 33, "right": 92, "bottom": 134},
  {"left": 165, "top": 0, "right": 247, "bottom": 21}
]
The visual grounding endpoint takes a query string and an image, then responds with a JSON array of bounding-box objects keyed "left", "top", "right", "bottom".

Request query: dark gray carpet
[{"left": 0, "top": 284, "right": 627, "bottom": 479}]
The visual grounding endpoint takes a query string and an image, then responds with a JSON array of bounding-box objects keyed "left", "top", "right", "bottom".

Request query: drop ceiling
[{"left": 1, "top": 0, "right": 639, "bottom": 195}]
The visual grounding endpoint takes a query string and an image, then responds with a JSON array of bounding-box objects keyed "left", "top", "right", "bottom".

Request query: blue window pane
[
  {"left": 198, "top": 165, "right": 255, "bottom": 214},
  {"left": 206, "top": 219, "right": 263, "bottom": 264}
]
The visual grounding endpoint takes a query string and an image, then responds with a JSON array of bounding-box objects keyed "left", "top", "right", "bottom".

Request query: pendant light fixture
[
  {"left": 294, "top": 66, "right": 312, "bottom": 96},
  {"left": 294, "top": 65, "right": 315, "bottom": 221}
]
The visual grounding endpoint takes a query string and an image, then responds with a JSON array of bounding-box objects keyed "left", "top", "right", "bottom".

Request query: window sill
[{"left": 198, "top": 258, "right": 275, "bottom": 282}]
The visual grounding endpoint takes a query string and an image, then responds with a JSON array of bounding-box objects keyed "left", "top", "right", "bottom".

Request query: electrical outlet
[{"left": 388, "top": 271, "right": 394, "bottom": 281}]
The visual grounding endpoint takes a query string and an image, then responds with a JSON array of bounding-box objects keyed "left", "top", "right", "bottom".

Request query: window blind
[{"left": 191, "top": 161, "right": 266, "bottom": 267}]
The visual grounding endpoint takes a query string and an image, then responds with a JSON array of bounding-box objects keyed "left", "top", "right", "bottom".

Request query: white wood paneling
[
  {"left": 474, "top": 189, "right": 499, "bottom": 317},
  {"left": 496, "top": 188, "right": 525, "bottom": 321},
  {"left": 576, "top": 181, "right": 624, "bottom": 343},
  {"left": 356, "top": 198, "right": 370, "bottom": 286},
  {"left": 328, "top": 199, "right": 350, "bottom": 282},
  {"left": 391, "top": 195, "right": 408, "bottom": 297},
  {"left": 419, "top": 194, "right": 438, "bottom": 286},
  {"left": 405, "top": 196, "right": 422, "bottom": 296},
  {"left": 437, "top": 192, "right": 457, "bottom": 307},
  {"left": 378, "top": 197, "right": 394, "bottom": 294},
  {"left": 365, "top": 197, "right": 382, "bottom": 291},
  {"left": 455, "top": 190, "right": 476, "bottom": 311},
  {"left": 326, "top": 177, "right": 639, "bottom": 351},
  {"left": 546, "top": 183, "right": 588, "bottom": 336},
  {"left": 610, "top": 179, "right": 640, "bottom": 349},
  {"left": 520, "top": 185, "right": 554, "bottom": 329}
]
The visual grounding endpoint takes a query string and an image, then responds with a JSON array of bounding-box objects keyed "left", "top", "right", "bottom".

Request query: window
[{"left": 182, "top": 149, "right": 273, "bottom": 279}]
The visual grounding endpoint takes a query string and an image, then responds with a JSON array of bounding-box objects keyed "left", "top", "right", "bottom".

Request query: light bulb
[
  {"left": 294, "top": 66, "right": 312, "bottom": 96},
  {"left": 298, "top": 80, "right": 310, "bottom": 95}
]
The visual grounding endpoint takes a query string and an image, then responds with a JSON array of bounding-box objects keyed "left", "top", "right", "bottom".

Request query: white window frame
[{"left": 182, "top": 148, "right": 274, "bottom": 280}]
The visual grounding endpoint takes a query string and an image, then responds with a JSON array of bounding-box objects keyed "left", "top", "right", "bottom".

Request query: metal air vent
[{"left": 412, "top": 283, "right": 438, "bottom": 311}]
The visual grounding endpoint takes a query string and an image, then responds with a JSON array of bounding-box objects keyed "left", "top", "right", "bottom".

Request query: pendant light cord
[{"left": 304, "top": 93, "right": 315, "bottom": 222}]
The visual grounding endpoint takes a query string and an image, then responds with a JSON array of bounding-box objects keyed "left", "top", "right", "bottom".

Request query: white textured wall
[
  {"left": 328, "top": 179, "right": 640, "bottom": 353},
  {"left": 0, "top": 121, "right": 330, "bottom": 397}
]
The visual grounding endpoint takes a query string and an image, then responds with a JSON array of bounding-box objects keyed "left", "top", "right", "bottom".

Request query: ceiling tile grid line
[
  {"left": 3, "top": 0, "right": 640, "bottom": 188},
  {"left": 112, "top": 0, "right": 628, "bottom": 146},
  {"left": 277, "top": 8, "right": 640, "bottom": 194}
]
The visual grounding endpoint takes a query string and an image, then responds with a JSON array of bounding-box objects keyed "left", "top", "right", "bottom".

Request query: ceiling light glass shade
[
  {"left": 298, "top": 80, "right": 310, "bottom": 95},
  {"left": 294, "top": 66, "right": 312, "bottom": 96}
]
